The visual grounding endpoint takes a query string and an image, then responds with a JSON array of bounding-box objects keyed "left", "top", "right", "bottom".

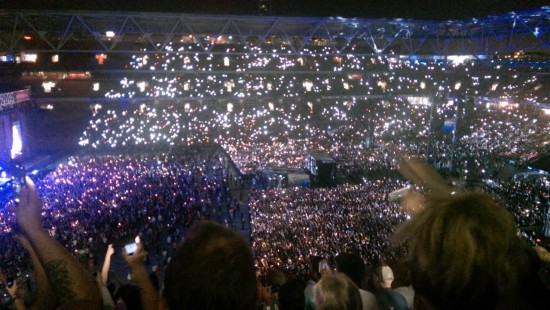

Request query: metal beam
[{"left": 0, "top": 8, "right": 546, "bottom": 56}]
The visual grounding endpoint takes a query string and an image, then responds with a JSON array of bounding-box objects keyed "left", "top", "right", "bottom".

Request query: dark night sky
[{"left": 2, "top": 0, "right": 548, "bottom": 20}]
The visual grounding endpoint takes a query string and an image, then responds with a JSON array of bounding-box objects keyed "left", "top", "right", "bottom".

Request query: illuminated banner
[
  {"left": 15, "top": 89, "right": 30, "bottom": 102},
  {"left": 0, "top": 88, "right": 30, "bottom": 112},
  {"left": 0, "top": 92, "right": 16, "bottom": 110},
  {"left": 443, "top": 118, "right": 456, "bottom": 134}
]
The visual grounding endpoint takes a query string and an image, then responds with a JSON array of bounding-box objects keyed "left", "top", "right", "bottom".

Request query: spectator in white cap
[{"left": 372, "top": 266, "right": 408, "bottom": 310}]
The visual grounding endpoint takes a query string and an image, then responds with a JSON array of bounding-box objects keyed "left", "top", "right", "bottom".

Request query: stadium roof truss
[{"left": 0, "top": 8, "right": 548, "bottom": 57}]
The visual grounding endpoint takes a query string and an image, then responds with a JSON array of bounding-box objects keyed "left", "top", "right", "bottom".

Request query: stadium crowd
[
  {"left": 0, "top": 41, "right": 548, "bottom": 309},
  {"left": 81, "top": 46, "right": 550, "bottom": 178},
  {"left": 104, "top": 43, "right": 548, "bottom": 106},
  {"left": 80, "top": 94, "right": 549, "bottom": 178},
  {"left": 0, "top": 147, "right": 245, "bottom": 306},
  {"left": 250, "top": 179, "right": 410, "bottom": 276},
  {"left": 0, "top": 153, "right": 547, "bottom": 309}
]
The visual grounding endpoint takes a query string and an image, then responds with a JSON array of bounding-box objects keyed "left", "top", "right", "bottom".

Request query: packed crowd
[
  {"left": 83, "top": 46, "right": 550, "bottom": 174},
  {"left": 249, "top": 179, "right": 410, "bottom": 277},
  {"left": 104, "top": 43, "right": 549, "bottom": 105},
  {"left": 459, "top": 103, "right": 549, "bottom": 161},
  {"left": 247, "top": 172, "right": 550, "bottom": 277},
  {"left": 95, "top": 40, "right": 550, "bottom": 179},
  {"left": 1, "top": 160, "right": 548, "bottom": 310},
  {"left": 71, "top": 50, "right": 550, "bottom": 299},
  {"left": 1, "top": 143, "right": 545, "bottom": 308},
  {"left": 1, "top": 38, "right": 549, "bottom": 309},
  {"left": 0, "top": 147, "right": 238, "bottom": 286},
  {"left": 1, "top": 115, "right": 549, "bottom": 309},
  {"left": 491, "top": 176, "right": 550, "bottom": 229},
  {"left": 79, "top": 93, "right": 549, "bottom": 177}
]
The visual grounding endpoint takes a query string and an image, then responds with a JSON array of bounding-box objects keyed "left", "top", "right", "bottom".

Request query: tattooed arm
[
  {"left": 14, "top": 234, "right": 55, "bottom": 310},
  {"left": 13, "top": 178, "right": 101, "bottom": 309}
]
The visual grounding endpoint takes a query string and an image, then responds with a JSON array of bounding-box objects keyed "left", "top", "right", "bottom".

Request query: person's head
[
  {"left": 335, "top": 253, "right": 365, "bottom": 289},
  {"left": 163, "top": 221, "right": 256, "bottom": 310},
  {"left": 266, "top": 268, "right": 287, "bottom": 290},
  {"left": 373, "top": 265, "right": 394, "bottom": 288},
  {"left": 115, "top": 284, "right": 144, "bottom": 310},
  {"left": 395, "top": 192, "right": 537, "bottom": 309},
  {"left": 314, "top": 273, "right": 362, "bottom": 310},
  {"left": 278, "top": 278, "right": 306, "bottom": 310}
]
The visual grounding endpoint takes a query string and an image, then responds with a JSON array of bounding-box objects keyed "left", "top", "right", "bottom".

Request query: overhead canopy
[{"left": 0, "top": 8, "right": 547, "bottom": 55}]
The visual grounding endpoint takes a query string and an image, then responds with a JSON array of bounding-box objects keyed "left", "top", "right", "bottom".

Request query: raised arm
[
  {"left": 101, "top": 244, "right": 114, "bottom": 287},
  {"left": 14, "top": 177, "right": 101, "bottom": 309},
  {"left": 14, "top": 234, "right": 55, "bottom": 310},
  {"left": 123, "top": 241, "right": 161, "bottom": 310}
]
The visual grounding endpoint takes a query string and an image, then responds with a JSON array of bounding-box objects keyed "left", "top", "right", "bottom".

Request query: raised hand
[
  {"left": 13, "top": 177, "right": 43, "bottom": 234},
  {"left": 106, "top": 244, "right": 115, "bottom": 257},
  {"left": 122, "top": 239, "right": 147, "bottom": 270},
  {"left": 398, "top": 157, "right": 451, "bottom": 198}
]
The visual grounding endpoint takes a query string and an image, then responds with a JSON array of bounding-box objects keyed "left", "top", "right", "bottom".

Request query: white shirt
[
  {"left": 360, "top": 288, "right": 379, "bottom": 310},
  {"left": 394, "top": 285, "right": 415, "bottom": 309}
]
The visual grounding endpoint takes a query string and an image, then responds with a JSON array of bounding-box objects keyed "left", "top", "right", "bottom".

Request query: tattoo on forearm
[{"left": 43, "top": 260, "right": 76, "bottom": 304}]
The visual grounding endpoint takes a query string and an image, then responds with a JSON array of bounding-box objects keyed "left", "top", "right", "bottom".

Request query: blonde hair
[
  {"left": 395, "top": 192, "right": 534, "bottom": 309},
  {"left": 315, "top": 273, "right": 362, "bottom": 310}
]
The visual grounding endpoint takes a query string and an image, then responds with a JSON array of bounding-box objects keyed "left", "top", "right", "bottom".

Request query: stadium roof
[
  {"left": 0, "top": 7, "right": 548, "bottom": 56},
  {"left": 3, "top": 0, "right": 549, "bottom": 20}
]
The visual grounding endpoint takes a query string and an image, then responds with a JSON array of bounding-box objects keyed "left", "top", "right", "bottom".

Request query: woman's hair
[
  {"left": 394, "top": 192, "right": 538, "bottom": 309},
  {"left": 314, "top": 273, "right": 362, "bottom": 310}
]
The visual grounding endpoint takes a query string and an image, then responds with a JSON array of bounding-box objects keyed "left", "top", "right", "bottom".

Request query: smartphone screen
[
  {"left": 6, "top": 276, "right": 14, "bottom": 288},
  {"left": 124, "top": 242, "right": 137, "bottom": 255},
  {"left": 318, "top": 261, "right": 328, "bottom": 273}
]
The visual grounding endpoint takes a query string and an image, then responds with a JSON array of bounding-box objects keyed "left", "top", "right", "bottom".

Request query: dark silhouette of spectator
[
  {"left": 114, "top": 284, "right": 143, "bottom": 310},
  {"left": 163, "top": 220, "right": 256, "bottom": 309},
  {"left": 278, "top": 278, "right": 306, "bottom": 310}
]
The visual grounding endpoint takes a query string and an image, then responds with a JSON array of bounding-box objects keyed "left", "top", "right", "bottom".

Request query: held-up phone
[
  {"left": 124, "top": 242, "right": 137, "bottom": 255},
  {"left": 8, "top": 158, "right": 26, "bottom": 203},
  {"left": 6, "top": 276, "right": 14, "bottom": 288},
  {"left": 318, "top": 260, "right": 329, "bottom": 273}
]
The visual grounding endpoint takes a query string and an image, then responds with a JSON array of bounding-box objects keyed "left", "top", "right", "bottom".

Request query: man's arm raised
[{"left": 13, "top": 177, "right": 101, "bottom": 309}]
